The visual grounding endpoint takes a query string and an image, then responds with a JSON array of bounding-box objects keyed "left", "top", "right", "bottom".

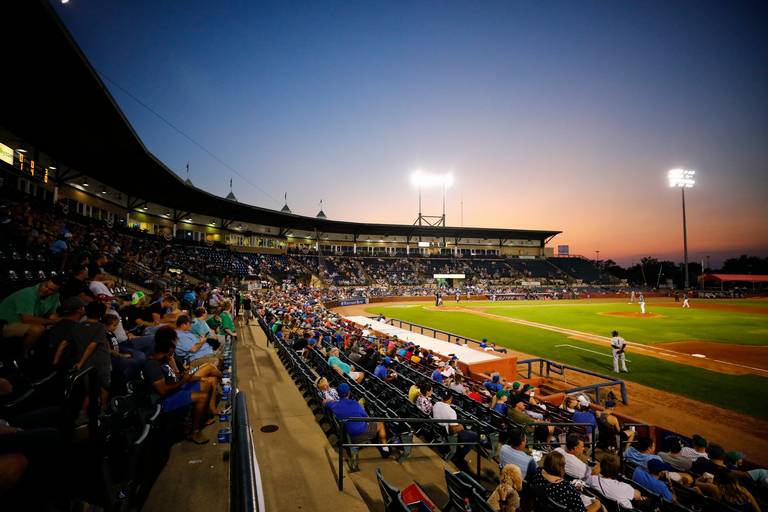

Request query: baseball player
[
  {"left": 610, "top": 330, "right": 629, "bottom": 373},
  {"left": 629, "top": 290, "right": 636, "bottom": 304},
  {"left": 456, "top": 291, "right": 460, "bottom": 303},
  {"left": 682, "top": 292, "right": 690, "bottom": 308},
  {"left": 639, "top": 293, "right": 646, "bottom": 314}
]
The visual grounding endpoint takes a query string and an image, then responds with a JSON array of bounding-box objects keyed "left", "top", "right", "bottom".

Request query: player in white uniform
[
  {"left": 610, "top": 330, "right": 629, "bottom": 373},
  {"left": 682, "top": 292, "right": 690, "bottom": 308},
  {"left": 639, "top": 293, "right": 646, "bottom": 314},
  {"left": 629, "top": 290, "right": 636, "bottom": 304}
]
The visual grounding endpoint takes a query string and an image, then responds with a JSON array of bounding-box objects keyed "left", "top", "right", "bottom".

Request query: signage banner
[
  {"left": 339, "top": 297, "right": 367, "bottom": 306},
  {"left": 0, "top": 142, "right": 13, "bottom": 165}
]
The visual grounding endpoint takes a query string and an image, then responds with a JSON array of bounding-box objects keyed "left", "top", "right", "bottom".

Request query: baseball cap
[
  {"left": 131, "top": 291, "right": 146, "bottom": 305},
  {"left": 511, "top": 381, "right": 521, "bottom": 390},
  {"left": 383, "top": 356, "right": 392, "bottom": 365},
  {"left": 604, "top": 400, "right": 617, "bottom": 408},
  {"left": 725, "top": 451, "right": 744, "bottom": 464},
  {"left": 60, "top": 296, "right": 86, "bottom": 315},
  {"left": 337, "top": 382, "right": 350, "bottom": 396}
]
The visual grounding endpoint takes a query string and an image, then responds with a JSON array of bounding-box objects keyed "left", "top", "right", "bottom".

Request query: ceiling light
[
  {"left": 184, "top": 218, "right": 192, "bottom": 223},
  {"left": 16, "top": 149, "right": 27, "bottom": 154},
  {"left": 82, "top": 178, "right": 89, "bottom": 187},
  {"left": 49, "top": 166, "right": 57, "bottom": 170}
]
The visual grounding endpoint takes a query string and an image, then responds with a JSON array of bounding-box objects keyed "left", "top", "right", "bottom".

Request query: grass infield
[{"left": 366, "top": 301, "right": 768, "bottom": 419}]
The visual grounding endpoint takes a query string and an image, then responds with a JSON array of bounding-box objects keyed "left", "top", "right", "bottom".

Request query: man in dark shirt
[
  {"left": 142, "top": 326, "right": 217, "bottom": 444},
  {"left": 88, "top": 253, "right": 109, "bottom": 281},
  {"left": 691, "top": 443, "right": 730, "bottom": 481},
  {"left": 60, "top": 266, "right": 95, "bottom": 303}
]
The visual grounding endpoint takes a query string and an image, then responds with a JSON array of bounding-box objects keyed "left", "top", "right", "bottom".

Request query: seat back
[
  {"left": 469, "top": 488, "right": 496, "bottom": 512},
  {"left": 444, "top": 468, "right": 474, "bottom": 510},
  {"left": 376, "top": 467, "right": 401, "bottom": 512}
]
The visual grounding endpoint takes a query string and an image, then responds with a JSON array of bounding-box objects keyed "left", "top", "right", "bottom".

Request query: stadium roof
[
  {"left": 1, "top": 1, "right": 560, "bottom": 243},
  {"left": 699, "top": 274, "right": 768, "bottom": 283}
]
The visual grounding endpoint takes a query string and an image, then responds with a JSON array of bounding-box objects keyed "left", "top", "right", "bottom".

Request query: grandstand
[{"left": 2, "top": 2, "right": 766, "bottom": 512}]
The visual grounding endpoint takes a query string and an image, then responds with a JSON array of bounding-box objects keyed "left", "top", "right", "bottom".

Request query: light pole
[
  {"left": 668, "top": 169, "right": 696, "bottom": 289},
  {"left": 410, "top": 170, "right": 454, "bottom": 227}
]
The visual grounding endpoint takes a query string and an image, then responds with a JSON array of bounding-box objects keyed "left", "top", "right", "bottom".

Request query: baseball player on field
[
  {"left": 611, "top": 330, "right": 629, "bottom": 373},
  {"left": 682, "top": 292, "right": 690, "bottom": 308},
  {"left": 639, "top": 293, "right": 646, "bottom": 314}
]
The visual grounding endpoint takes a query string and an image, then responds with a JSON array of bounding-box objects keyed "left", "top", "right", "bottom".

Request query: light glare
[
  {"left": 668, "top": 168, "right": 696, "bottom": 188},
  {"left": 410, "top": 170, "right": 454, "bottom": 189}
]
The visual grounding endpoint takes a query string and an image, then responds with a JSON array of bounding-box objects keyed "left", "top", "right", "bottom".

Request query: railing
[
  {"left": 517, "top": 358, "right": 628, "bottom": 405},
  {"left": 336, "top": 416, "right": 484, "bottom": 491},
  {"left": 229, "top": 323, "right": 265, "bottom": 512}
]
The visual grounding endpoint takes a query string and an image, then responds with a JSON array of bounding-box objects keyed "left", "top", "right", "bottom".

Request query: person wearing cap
[
  {"left": 430, "top": 363, "right": 445, "bottom": 385},
  {"left": 571, "top": 399, "right": 598, "bottom": 441},
  {"left": 0, "top": 276, "right": 63, "bottom": 348},
  {"left": 373, "top": 357, "right": 396, "bottom": 382},
  {"left": 326, "top": 383, "right": 390, "bottom": 457},
  {"left": 610, "top": 330, "right": 629, "bottom": 373},
  {"left": 680, "top": 434, "right": 709, "bottom": 461},
  {"left": 632, "top": 458, "right": 676, "bottom": 502},
  {"left": 483, "top": 373, "right": 503, "bottom": 394}
]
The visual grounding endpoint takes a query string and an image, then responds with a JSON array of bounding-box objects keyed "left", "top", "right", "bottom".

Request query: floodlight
[
  {"left": 668, "top": 168, "right": 695, "bottom": 188},
  {"left": 410, "top": 170, "right": 453, "bottom": 189}
]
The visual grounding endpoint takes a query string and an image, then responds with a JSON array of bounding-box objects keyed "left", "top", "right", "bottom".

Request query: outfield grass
[
  {"left": 455, "top": 301, "right": 768, "bottom": 345},
  {"left": 366, "top": 304, "right": 768, "bottom": 419}
]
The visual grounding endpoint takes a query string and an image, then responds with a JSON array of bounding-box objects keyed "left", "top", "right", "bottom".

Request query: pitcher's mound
[{"left": 600, "top": 312, "right": 664, "bottom": 319}]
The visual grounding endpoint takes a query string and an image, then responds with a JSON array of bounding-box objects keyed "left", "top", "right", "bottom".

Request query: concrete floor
[
  {"left": 236, "top": 323, "right": 370, "bottom": 511},
  {"left": 237, "top": 322, "right": 502, "bottom": 512}
]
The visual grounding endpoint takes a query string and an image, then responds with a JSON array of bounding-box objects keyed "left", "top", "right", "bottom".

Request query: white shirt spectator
[
  {"left": 554, "top": 447, "right": 590, "bottom": 480},
  {"left": 441, "top": 365, "right": 456, "bottom": 379},
  {"left": 432, "top": 401, "right": 457, "bottom": 434},
  {"left": 586, "top": 475, "right": 635, "bottom": 508},
  {"left": 680, "top": 447, "right": 708, "bottom": 460},
  {"left": 89, "top": 280, "right": 113, "bottom": 298}
]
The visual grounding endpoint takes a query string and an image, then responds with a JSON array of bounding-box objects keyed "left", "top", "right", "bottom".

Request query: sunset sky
[{"left": 53, "top": 0, "right": 768, "bottom": 266}]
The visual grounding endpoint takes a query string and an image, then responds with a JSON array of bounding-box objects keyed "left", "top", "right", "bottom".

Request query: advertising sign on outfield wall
[{"left": 339, "top": 297, "right": 368, "bottom": 306}]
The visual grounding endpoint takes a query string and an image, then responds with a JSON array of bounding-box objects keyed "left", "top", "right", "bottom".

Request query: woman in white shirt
[{"left": 587, "top": 454, "right": 641, "bottom": 508}]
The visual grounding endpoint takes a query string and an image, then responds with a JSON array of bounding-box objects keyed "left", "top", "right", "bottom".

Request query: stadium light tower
[
  {"left": 410, "top": 170, "right": 454, "bottom": 226},
  {"left": 668, "top": 168, "right": 696, "bottom": 289}
]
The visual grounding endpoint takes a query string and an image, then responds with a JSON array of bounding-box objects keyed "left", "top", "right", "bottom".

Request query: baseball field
[{"left": 363, "top": 298, "right": 768, "bottom": 420}]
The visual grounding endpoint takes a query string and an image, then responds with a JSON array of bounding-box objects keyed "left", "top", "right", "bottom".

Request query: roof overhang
[{"left": 1, "top": 0, "right": 561, "bottom": 242}]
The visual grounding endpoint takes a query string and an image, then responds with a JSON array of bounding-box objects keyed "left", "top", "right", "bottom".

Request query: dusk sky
[{"left": 52, "top": 0, "right": 767, "bottom": 266}]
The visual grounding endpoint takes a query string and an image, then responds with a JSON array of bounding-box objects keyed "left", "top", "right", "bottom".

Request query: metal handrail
[{"left": 336, "top": 416, "right": 484, "bottom": 491}]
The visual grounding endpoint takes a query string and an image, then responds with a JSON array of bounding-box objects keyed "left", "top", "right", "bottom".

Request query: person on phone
[{"left": 142, "top": 326, "right": 218, "bottom": 444}]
